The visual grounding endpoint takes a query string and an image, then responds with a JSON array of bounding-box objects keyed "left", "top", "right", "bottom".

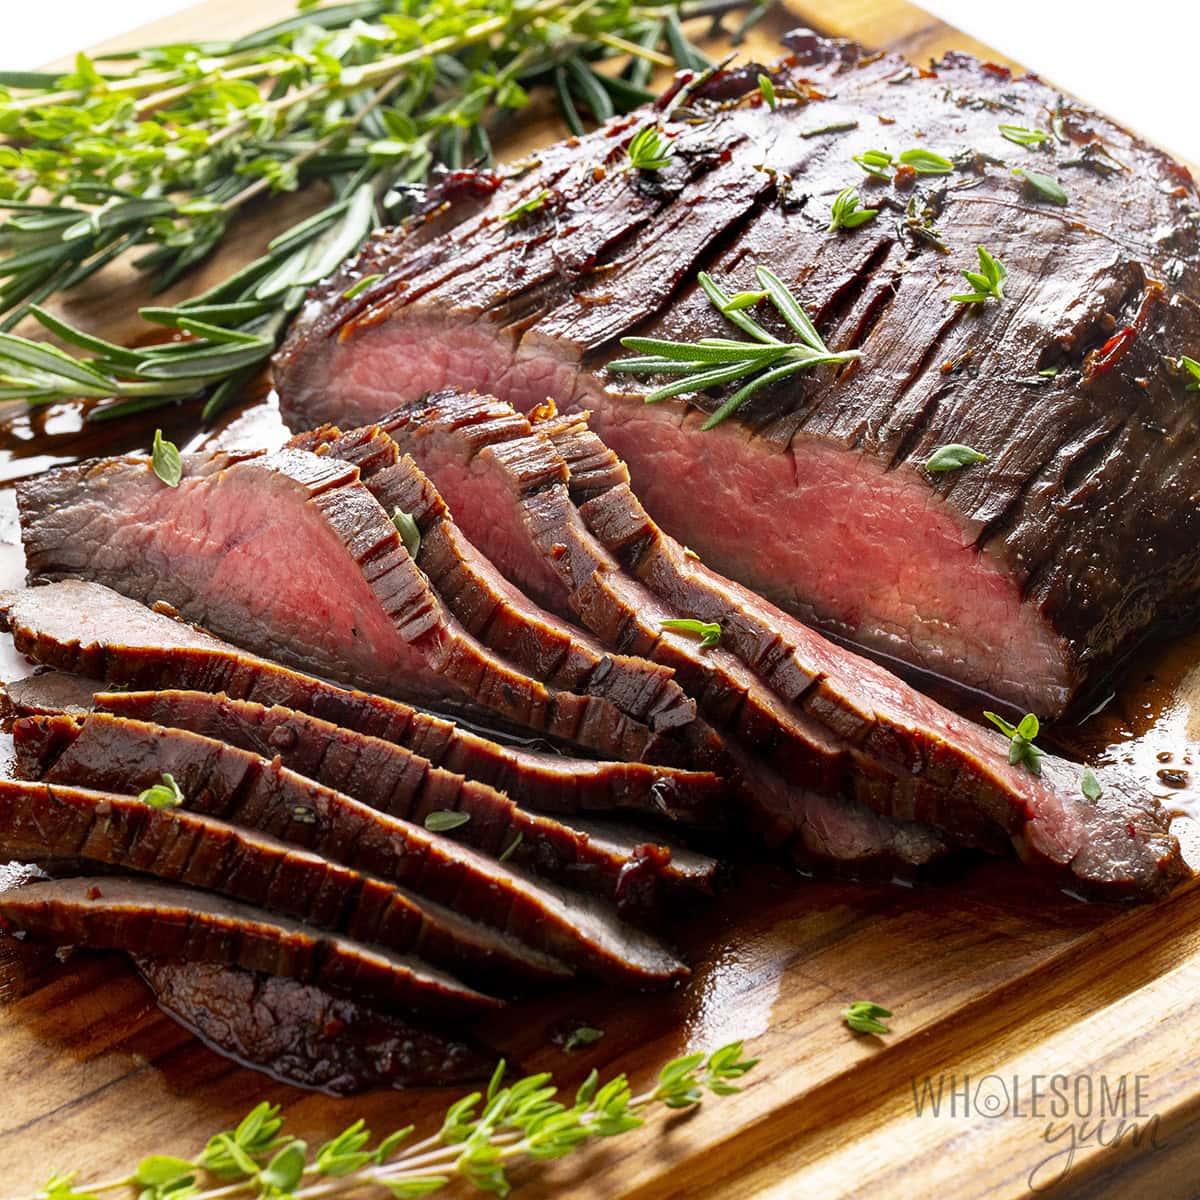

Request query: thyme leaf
[
  {"left": 984, "top": 710, "right": 1045, "bottom": 775},
  {"left": 897, "top": 148, "right": 954, "bottom": 175},
  {"left": 843, "top": 1001, "right": 892, "bottom": 1035},
  {"left": 1174, "top": 355, "right": 1200, "bottom": 391},
  {"left": 661, "top": 617, "right": 722, "bottom": 649},
  {"left": 137, "top": 772, "right": 184, "bottom": 810},
  {"left": 500, "top": 189, "right": 550, "bottom": 223},
  {"left": 853, "top": 149, "right": 894, "bottom": 178},
  {"left": 1081, "top": 767, "right": 1103, "bottom": 802},
  {"left": 391, "top": 508, "right": 421, "bottom": 559},
  {"left": 924, "top": 443, "right": 987, "bottom": 472},
  {"left": 757, "top": 73, "right": 776, "bottom": 109},
  {"left": 564, "top": 1026, "right": 605, "bottom": 1052},
  {"left": 829, "top": 186, "right": 878, "bottom": 232},
  {"left": 423, "top": 810, "right": 471, "bottom": 833},
  {"left": 1013, "top": 167, "right": 1069, "bottom": 205},
  {"left": 950, "top": 245, "right": 1007, "bottom": 304},
  {"left": 998, "top": 123, "right": 1052, "bottom": 147},
  {"left": 150, "top": 429, "right": 182, "bottom": 488}
]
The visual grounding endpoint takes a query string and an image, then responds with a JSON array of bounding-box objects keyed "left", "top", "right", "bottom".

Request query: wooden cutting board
[{"left": 3, "top": 3, "right": 1199, "bottom": 1198}]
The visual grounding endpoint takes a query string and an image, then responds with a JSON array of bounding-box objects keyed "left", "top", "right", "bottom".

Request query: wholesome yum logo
[{"left": 909, "top": 1073, "right": 1165, "bottom": 1190}]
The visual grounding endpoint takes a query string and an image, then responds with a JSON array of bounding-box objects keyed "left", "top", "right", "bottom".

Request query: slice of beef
[
  {"left": 4, "top": 670, "right": 98, "bottom": 715},
  {"left": 376, "top": 393, "right": 1189, "bottom": 899},
  {"left": 539, "top": 411, "right": 1196, "bottom": 895},
  {"left": 136, "top": 958, "right": 496, "bottom": 1093},
  {"left": 292, "top": 421, "right": 700, "bottom": 741},
  {"left": 16, "top": 446, "right": 674, "bottom": 764},
  {"left": 0, "top": 777, "right": 570, "bottom": 992},
  {"left": 0, "top": 583, "right": 721, "bottom": 823},
  {"left": 11, "top": 712, "right": 688, "bottom": 986},
  {"left": 378, "top": 392, "right": 960, "bottom": 874},
  {"left": 273, "top": 34, "right": 1200, "bottom": 719},
  {"left": 69, "top": 698, "right": 719, "bottom": 904},
  {"left": 0, "top": 877, "right": 499, "bottom": 1015}
]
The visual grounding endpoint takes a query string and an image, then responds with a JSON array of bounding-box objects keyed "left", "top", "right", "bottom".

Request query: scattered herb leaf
[
  {"left": 1013, "top": 167, "right": 1069, "bottom": 205},
  {"left": 925, "top": 443, "right": 988, "bottom": 472},
  {"left": 1175, "top": 355, "right": 1200, "bottom": 391},
  {"left": 424, "top": 810, "right": 471, "bottom": 833},
  {"left": 500, "top": 189, "right": 550, "bottom": 223},
  {"left": 150, "top": 429, "right": 182, "bottom": 488},
  {"left": 800, "top": 119, "right": 859, "bottom": 138},
  {"left": 843, "top": 1001, "right": 892, "bottom": 1035},
  {"left": 720, "top": 290, "right": 769, "bottom": 313},
  {"left": 137, "top": 772, "right": 184, "bottom": 810},
  {"left": 1081, "top": 767, "right": 1103, "bottom": 802},
  {"left": 984, "top": 710, "right": 1045, "bottom": 776},
  {"left": 998, "top": 123, "right": 1052, "bottom": 147},
  {"left": 829, "top": 186, "right": 878, "bottom": 232},
  {"left": 391, "top": 508, "right": 421, "bottom": 560},
  {"left": 950, "top": 245, "right": 1007, "bottom": 304},
  {"left": 626, "top": 123, "right": 675, "bottom": 172},
  {"left": 341, "top": 274, "right": 383, "bottom": 301},
  {"left": 1039, "top": 366, "right": 1060, "bottom": 378},
  {"left": 757, "top": 73, "right": 776, "bottom": 110},
  {"left": 661, "top": 618, "right": 722, "bottom": 649},
  {"left": 854, "top": 149, "right": 894, "bottom": 178},
  {"left": 564, "top": 1026, "right": 605, "bottom": 1052},
  {"left": 498, "top": 832, "right": 523, "bottom": 863},
  {"left": 898, "top": 148, "right": 954, "bottom": 175}
]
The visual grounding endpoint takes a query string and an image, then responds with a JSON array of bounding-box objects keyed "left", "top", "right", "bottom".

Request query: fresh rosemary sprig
[
  {"left": 626, "top": 123, "right": 676, "bottom": 171},
  {"left": 0, "top": 0, "right": 746, "bottom": 422},
  {"left": 828, "top": 186, "right": 877, "bottom": 232},
  {"left": 609, "top": 265, "right": 859, "bottom": 430},
  {"left": 25, "top": 1042, "right": 758, "bottom": 1200},
  {"left": 984, "top": 711, "right": 1045, "bottom": 775},
  {"left": 950, "top": 245, "right": 1007, "bottom": 304}
]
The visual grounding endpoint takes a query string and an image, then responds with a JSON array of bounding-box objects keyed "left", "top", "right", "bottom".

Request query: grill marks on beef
[
  {"left": 136, "top": 959, "right": 496, "bottom": 1093},
  {"left": 0, "top": 582, "right": 718, "bottom": 821},
  {"left": 291, "top": 420, "right": 701, "bottom": 744},
  {"left": 0, "top": 777, "right": 570, "bottom": 992},
  {"left": 273, "top": 36, "right": 1200, "bottom": 718},
  {"left": 374, "top": 392, "right": 1188, "bottom": 898},
  {"left": 10, "top": 707, "right": 687, "bottom": 985},
  {"left": 15, "top": 448, "right": 675, "bottom": 764},
  {"left": 0, "top": 877, "right": 499, "bottom": 1015},
  {"left": 77, "top": 694, "right": 718, "bottom": 905}
]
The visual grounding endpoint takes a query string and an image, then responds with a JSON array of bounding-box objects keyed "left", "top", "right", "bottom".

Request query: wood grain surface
[{"left": 2, "top": 2, "right": 1198, "bottom": 1198}]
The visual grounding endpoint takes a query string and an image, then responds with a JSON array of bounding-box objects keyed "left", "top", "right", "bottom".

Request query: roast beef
[
  {"left": 0, "top": 778, "right": 570, "bottom": 991},
  {"left": 11, "top": 712, "right": 688, "bottom": 985},
  {"left": 0, "top": 877, "right": 499, "bottom": 1015},
  {"left": 293, "top": 420, "right": 701, "bottom": 740},
  {"left": 273, "top": 33, "right": 1200, "bottom": 719},
  {"left": 136, "top": 958, "right": 497, "bottom": 1092},
  {"left": 0, "top": 582, "right": 722, "bottom": 821},
  {"left": 27, "top": 703, "right": 718, "bottom": 905},
  {"left": 370, "top": 392, "right": 1188, "bottom": 899},
  {"left": 15, "top": 446, "right": 676, "bottom": 763}
]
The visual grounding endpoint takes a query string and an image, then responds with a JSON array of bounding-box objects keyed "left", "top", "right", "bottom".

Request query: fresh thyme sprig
[
  {"left": 609, "top": 265, "right": 859, "bottom": 430},
  {"left": 24, "top": 1042, "right": 758, "bottom": 1200},
  {"left": 950, "top": 245, "right": 1007, "bottom": 304},
  {"left": 0, "top": 0, "right": 747, "bottom": 422},
  {"left": 828, "top": 186, "right": 877, "bottom": 232}
]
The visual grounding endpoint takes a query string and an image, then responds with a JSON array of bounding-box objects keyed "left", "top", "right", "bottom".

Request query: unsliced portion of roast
[
  {"left": 136, "top": 958, "right": 497, "bottom": 1093},
  {"left": 25, "top": 705, "right": 716, "bottom": 906},
  {"left": 15, "top": 447, "right": 673, "bottom": 764},
  {"left": 292, "top": 420, "right": 699, "bottom": 739},
  {"left": 11, "top": 712, "right": 688, "bottom": 986},
  {"left": 0, "top": 583, "right": 722, "bottom": 820},
  {"left": 273, "top": 34, "right": 1200, "bottom": 719},
  {"left": 0, "top": 778, "right": 569, "bottom": 991},
  {"left": 0, "top": 877, "right": 499, "bottom": 1015},
  {"left": 376, "top": 392, "right": 1188, "bottom": 900}
]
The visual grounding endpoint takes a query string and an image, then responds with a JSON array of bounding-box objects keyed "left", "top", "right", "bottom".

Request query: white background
[{"left": 3, "top": 1, "right": 1199, "bottom": 164}]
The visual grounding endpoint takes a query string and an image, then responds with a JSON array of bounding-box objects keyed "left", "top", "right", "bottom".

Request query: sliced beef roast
[
  {"left": 0, "top": 583, "right": 723, "bottom": 822},
  {"left": 11, "top": 711, "right": 688, "bottom": 986},
  {"left": 372, "top": 392, "right": 1188, "bottom": 899},
  {"left": 136, "top": 958, "right": 497, "bottom": 1092},
  {"left": 0, "top": 778, "right": 570, "bottom": 991},
  {"left": 273, "top": 34, "right": 1200, "bottom": 719},
  {"left": 0, "top": 877, "right": 499, "bottom": 1015},
  {"left": 292, "top": 420, "right": 700, "bottom": 740},
  {"left": 15, "top": 446, "right": 674, "bottom": 764}
]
